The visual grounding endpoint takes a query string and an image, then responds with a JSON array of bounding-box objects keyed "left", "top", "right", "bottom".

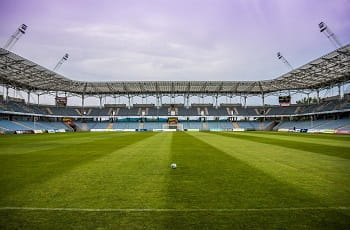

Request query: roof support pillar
[
  {"left": 55, "top": 91, "right": 58, "bottom": 107},
  {"left": 262, "top": 93, "right": 265, "bottom": 107},
  {"left": 37, "top": 94, "right": 40, "bottom": 107},
  {"left": 99, "top": 95, "right": 103, "bottom": 109},
  {"left": 27, "top": 91, "right": 30, "bottom": 104},
  {"left": 186, "top": 94, "right": 190, "bottom": 108},
  {"left": 338, "top": 84, "right": 342, "bottom": 100},
  {"left": 81, "top": 93, "right": 85, "bottom": 116},
  {"left": 316, "top": 90, "right": 320, "bottom": 104},
  {"left": 6, "top": 86, "right": 9, "bottom": 102},
  {"left": 156, "top": 95, "right": 161, "bottom": 108},
  {"left": 127, "top": 95, "right": 131, "bottom": 109},
  {"left": 243, "top": 95, "right": 247, "bottom": 108}
]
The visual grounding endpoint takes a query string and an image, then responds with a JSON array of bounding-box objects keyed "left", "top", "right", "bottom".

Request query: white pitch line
[{"left": 0, "top": 207, "right": 349, "bottom": 212}]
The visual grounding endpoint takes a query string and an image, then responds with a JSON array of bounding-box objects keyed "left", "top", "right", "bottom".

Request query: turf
[{"left": 0, "top": 131, "right": 349, "bottom": 229}]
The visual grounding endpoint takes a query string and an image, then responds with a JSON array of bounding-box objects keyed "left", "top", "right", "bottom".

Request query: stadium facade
[{"left": 0, "top": 44, "right": 349, "bottom": 134}]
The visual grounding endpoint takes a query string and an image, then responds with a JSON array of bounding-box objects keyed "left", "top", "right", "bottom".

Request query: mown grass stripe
[
  {"left": 165, "top": 132, "right": 323, "bottom": 209},
  {"left": 1, "top": 132, "right": 172, "bottom": 209},
  {"left": 254, "top": 131, "right": 350, "bottom": 141},
  {"left": 0, "top": 132, "right": 157, "bottom": 200},
  {"left": 191, "top": 132, "right": 350, "bottom": 206},
  {"left": 213, "top": 131, "right": 350, "bottom": 159},
  {"left": 242, "top": 131, "right": 350, "bottom": 148}
]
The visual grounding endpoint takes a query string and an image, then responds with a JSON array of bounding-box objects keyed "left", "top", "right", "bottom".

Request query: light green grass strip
[
  {"left": 189, "top": 132, "right": 350, "bottom": 206},
  {"left": 1, "top": 132, "right": 172, "bottom": 209},
  {"left": 0, "top": 132, "right": 137, "bottom": 155},
  {"left": 241, "top": 131, "right": 350, "bottom": 148}
]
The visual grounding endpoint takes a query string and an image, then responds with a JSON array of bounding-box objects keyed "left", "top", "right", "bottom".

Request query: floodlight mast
[
  {"left": 319, "top": 22, "right": 342, "bottom": 48},
  {"left": 277, "top": 52, "right": 293, "bottom": 70},
  {"left": 3, "top": 24, "right": 28, "bottom": 50},
  {"left": 53, "top": 53, "right": 69, "bottom": 71}
]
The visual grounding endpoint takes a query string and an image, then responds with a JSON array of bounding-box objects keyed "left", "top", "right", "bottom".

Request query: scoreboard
[
  {"left": 56, "top": 97, "right": 67, "bottom": 107},
  {"left": 279, "top": 96, "right": 291, "bottom": 106}
]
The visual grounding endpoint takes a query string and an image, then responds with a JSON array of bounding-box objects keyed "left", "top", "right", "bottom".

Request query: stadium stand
[
  {"left": 0, "top": 44, "right": 349, "bottom": 134},
  {"left": 0, "top": 97, "right": 349, "bottom": 117}
]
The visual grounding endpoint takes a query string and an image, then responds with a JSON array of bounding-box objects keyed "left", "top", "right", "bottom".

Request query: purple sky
[{"left": 0, "top": 0, "right": 350, "bottom": 84}]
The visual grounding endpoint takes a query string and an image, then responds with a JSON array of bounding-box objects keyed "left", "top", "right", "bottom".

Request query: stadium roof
[{"left": 0, "top": 44, "right": 349, "bottom": 96}]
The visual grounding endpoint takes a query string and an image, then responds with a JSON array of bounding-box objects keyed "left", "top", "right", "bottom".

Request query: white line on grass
[{"left": 0, "top": 207, "right": 349, "bottom": 212}]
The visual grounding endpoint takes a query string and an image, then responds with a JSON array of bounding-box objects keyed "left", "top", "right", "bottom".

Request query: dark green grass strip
[
  {"left": 253, "top": 131, "right": 350, "bottom": 141},
  {"left": 1, "top": 209, "right": 350, "bottom": 230},
  {"left": 166, "top": 132, "right": 321, "bottom": 208},
  {"left": 212, "top": 132, "right": 350, "bottom": 159},
  {"left": 161, "top": 132, "right": 350, "bottom": 229},
  {"left": 0, "top": 132, "right": 124, "bottom": 155},
  {"left": 0, "top": 132, "right": 156, "bottom": 201}
]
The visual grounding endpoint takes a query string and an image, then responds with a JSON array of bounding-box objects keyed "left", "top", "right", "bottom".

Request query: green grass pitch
[{"left": 0, "top": 131, "right": 349, "bottom": 229}]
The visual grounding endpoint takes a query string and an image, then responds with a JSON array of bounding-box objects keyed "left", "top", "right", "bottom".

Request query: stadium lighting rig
[
  {"left": 319, "top": 22, "right": 342, "bottom": 48},
  {"left": 277, "top": 52, "right": 293, "bottom": 70},
  {"left": 3, "top": 24, "right": 28, "bottom": 50},
  {"left": 53, "top": 53, "right": 69, "bottom": 71}
]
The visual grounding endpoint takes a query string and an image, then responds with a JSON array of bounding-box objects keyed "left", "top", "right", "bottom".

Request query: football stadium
[{"left": 1, "top": 1, "right": 350, "bottom": 229}]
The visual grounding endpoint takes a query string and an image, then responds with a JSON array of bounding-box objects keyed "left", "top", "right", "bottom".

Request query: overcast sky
[
  {"left": 1, "top": 0, "right": 349, "bottom": 83},
  {"left": 0, "top": 0, "right": 350, "bottom": 106}
]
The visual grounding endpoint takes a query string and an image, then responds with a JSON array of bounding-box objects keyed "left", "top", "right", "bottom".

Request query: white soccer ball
[{"left": 171, "top": 163, "right": 177, "bottom": 169}]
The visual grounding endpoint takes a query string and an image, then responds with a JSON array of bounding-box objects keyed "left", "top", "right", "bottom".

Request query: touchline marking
[{"left": 0, "top": 207, "right": 349, "bottom": 212}]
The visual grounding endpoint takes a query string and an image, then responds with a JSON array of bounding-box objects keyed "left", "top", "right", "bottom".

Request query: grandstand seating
[
  {"left": 1, "top": 98, "right": 349, "bottom": 117},
  {"left": 0, "top": 120, "right": 71, "bottom": 132},
  {"left": 277, "top": 119, "right": 350, "bottom": 130},
  {"left": 1, "top": 118, "right": 349, "bottom": 132},
  {"left": 206, "top": 121, "right": 233, "bottom": 130},
  {"left": 180, "top": 121, "right": 203, "bottom": 129},
  {"left": 143, "top": 121, "right": 166, "bottom": 130},
  {"left": 112, "top": 121, "right": 139, "bottom": 129}
]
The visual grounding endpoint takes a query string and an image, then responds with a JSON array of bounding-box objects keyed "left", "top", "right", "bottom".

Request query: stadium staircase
[
  {"left": 204, "top": 107, "right": 209, "bottom": 116},
  {"left": 254, "top": 109, "right": 260, "bottom": 115},
  {"left": 311, "top": 120, "right": 333, "bottom": 129},
  {"left": 264, "top": 108, "right": 271, "bottom": 115},
  {"left": 232, "top": 122, "right": 240, "bottom": 129},
  {"left": 46, "top": 107, "right": 53, "bottom": 114},
  {"left": 265, "top": 121, "right": 279, "bottom": 131},
  {"left": 11, "top": 121, "right": 32, "bottom": 130},
  {"left": 196, "top": 107, "right": 201, "bottom": 115},
  {"left": 294, "top": 106, "right": 302, "bottom": 114},
  {"left": 315, "top": 102, "right": 328, "bottom": 112},
  {"left": 19, "top": 103, "right": 32, "bottom": 113},
  {"left": 272, "top": 121, "right": 283, "bottom": 130},
  {"left": 168, "top": 107, "right": 178, "bottom": 115},
  {"left": 80, "top": 123, "right": 89, "bottom": 131},
  {"left": 0, "top": 125, "right": 10, "bottom": 131},
  {"left": 75, "top": 109, "right": 82, "bottom": 116},
  {"left": 107, "top": 122, "right": 113, "bottom": 129},
  {"left": 139, "top": 122, "right": 144, "bottom": 129},
  {"left": 65, "top": 120, "right": 78, "bottom": 131},
  {"left": 336, "top": 123, "right": 350, "bottom": 130},
  {"left": 202, "top": 122, "right": 208, "bottom": 130}
]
